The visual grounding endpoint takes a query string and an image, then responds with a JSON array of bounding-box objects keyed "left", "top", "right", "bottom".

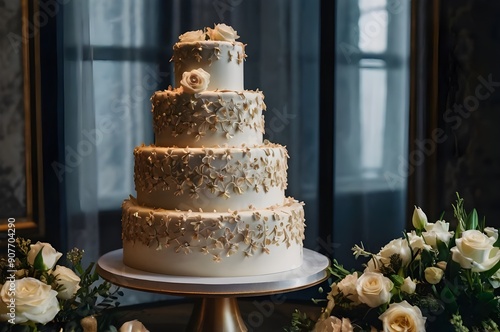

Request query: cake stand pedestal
[{"left": 97, "top": 248, "right": 329, "bottom": 332}]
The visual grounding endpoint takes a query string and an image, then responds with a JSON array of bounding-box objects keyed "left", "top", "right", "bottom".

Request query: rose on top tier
[{"left": 173, "top": 24, "right": 245, "bottom": 91}]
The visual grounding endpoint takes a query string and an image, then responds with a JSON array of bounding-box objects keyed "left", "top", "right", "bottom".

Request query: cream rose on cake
[
  {"left": 379, "top": 300, "right": 426, "bottom": 332},
  {"left": 178, "top": 29, "right": 206, "bottom": 42},
  {"left": 0, "top": 277, "right": 59, "bottom": 324},
  {"left": 356, "top": 271, "right": 393, "bottom": 308},
  {"left": 451, "top": 229, "right": 500, "bottom": 272},
  {"left": 207, "top": 23, "right": 239, "bottom": 41},
  {"left": 27, "top": 241, "right": 63, "bottom": 270},
  {"left": 180, "top": 68, "right": 211, "bottom": 94},
  {"left": 53, "top": 265, "right": 81, "bottom": 300}
]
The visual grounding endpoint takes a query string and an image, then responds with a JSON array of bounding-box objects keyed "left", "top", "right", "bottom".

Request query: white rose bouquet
[
  {"left": 0, "top": 238, "right": 122, "bottom": 332},
  {"left": 287, "top": 194, "right": 500, "bottom": 331}
]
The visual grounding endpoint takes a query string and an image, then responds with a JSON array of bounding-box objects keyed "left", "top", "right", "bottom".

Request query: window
[
  {"left": 89, "top": 0, "right": 167, "bottom": 210},
  {"left": 333, "top": 0, "right": 411, "bottom": 265}
]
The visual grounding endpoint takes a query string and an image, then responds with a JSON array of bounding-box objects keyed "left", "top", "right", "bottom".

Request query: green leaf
[
  {"left": 466, "top": 208, "right": 479, "bottom": 230},
  {"left": 33, "top": 247, "right": 47, "bottom": 271},
  {"left": 390, "top": 274, "right": 404, "bottom": 287},
  {"left": 436, "top": 239, "right": 449, "bottom": 261}
]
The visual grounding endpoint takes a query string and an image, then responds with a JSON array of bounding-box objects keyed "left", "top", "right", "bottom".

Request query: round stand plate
[
  {"left": 97, "top": 248, "right": 329, "bottom": 297},
  {"left": 97, "top": 249, "right": 329, "bottom": 332}
]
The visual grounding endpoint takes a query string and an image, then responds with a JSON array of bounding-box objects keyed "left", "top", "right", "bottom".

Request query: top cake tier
[{"left": 171, "top": 24, "right": 245, "bottom": 91}]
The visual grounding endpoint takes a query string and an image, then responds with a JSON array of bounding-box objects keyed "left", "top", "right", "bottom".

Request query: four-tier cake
[{"left": 121, "top": 24, "right": 305, "bottom": 277}]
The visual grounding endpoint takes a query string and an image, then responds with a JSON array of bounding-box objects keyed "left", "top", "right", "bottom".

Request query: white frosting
[
  {"left": 134, "top": 144, "right": 288, "bottom": 211},
  {"left": 152, "top": 90, "right": 265, "bottom": 148},
  {"left": 122, "top": 197, "right": 304, "bottom": 277},
  {"left": 172, "top": 41, "right": 245, "bottom": 91}
]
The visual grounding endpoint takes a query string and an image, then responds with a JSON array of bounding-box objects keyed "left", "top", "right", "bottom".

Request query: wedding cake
[{"left": 121, "top": 24, "right": 305, "bottom": 277}]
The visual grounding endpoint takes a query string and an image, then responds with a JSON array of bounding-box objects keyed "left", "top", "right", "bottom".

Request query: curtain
[
  {"left": 62, "top": 0, "right": 99, "bottom": 264},
  {"left": 333, "top": 0, "right": 411, "bottom": 266}
]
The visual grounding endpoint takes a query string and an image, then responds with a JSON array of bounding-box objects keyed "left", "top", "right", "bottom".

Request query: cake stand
[{"left": 97, "top": 248, "right": 329, "bottom": 332}]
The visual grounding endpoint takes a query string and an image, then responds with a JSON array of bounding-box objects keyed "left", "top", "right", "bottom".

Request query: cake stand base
[
  {"left": 97, "top": 249, "right": 329, "bottom": 332},
  {"left": 187, "top": 297, "right": 247, "bottom": 332}
]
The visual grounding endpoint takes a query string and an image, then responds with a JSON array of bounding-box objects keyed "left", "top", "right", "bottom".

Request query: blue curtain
[{"left": 62, "top": 0, "right": 99, "bottom": 264}]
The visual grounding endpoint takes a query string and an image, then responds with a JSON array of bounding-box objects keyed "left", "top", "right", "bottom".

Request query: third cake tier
[{"left": 134, "top": 142, "right": 288, "bottom": 211}]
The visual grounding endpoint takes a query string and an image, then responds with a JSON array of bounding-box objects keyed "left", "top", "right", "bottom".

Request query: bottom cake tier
[{"left": 121, "top": 197, "right": 305, "bottom": 277}]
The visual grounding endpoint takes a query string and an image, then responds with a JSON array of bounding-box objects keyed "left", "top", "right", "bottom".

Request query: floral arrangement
[
  {"left": 287, "top": 195, "right": 500, "bottom": 331},
  {"left": 0, "top": 238, "right": 122, "bottom": 332}
]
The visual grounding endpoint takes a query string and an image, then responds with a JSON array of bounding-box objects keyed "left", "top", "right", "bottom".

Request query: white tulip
[
  {"left": 27, "top": 241, "right": 63, "bottom": 270},
  {"left": 412, "top": 206, "right": 428, "bottom": 230}
]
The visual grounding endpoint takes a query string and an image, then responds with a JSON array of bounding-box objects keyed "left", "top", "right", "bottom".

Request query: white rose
[
  {"left": 401, "top": 277, "right": 416, "bottom": 294},
  {"left": 422, "top": 220, "right": 454, "bottom": 248},
  {"left": 337, "top": 272, "right": 360, "bottom": 304},
  {"left": 365, "top": 238, "right": 412, "bottom": 272},
  {"left": 207, "top": 23, "right": 239, "bottom": 42},
  {"left": 489, "top": 268, "right": 500, "bottom": 288},
  {"left": 407, "top": 231, "right": 432, "bottom": 252},
  {"left": 0, "top": 277, "right": 59, "bottom": 324},
  {"left": 412, "top": 206, "right": 428, "bottom": 230},
  {"left": 180, "top": 68, "right": 211, "bottom": 94},
  {"left": 379, "top": 300, "right": 426, "bottom": 332},
  {"left": 120, "top": 319, "right": 150, "bottom": 332},
  {"left": 380, "top": 238, "right": 412, "bottom": 267},
  {"left": 313, "top": 316, "right": 353, "bottom": 332},
  {"left": 356, "top": 272, "right": 393, "bottom": 308},
  {"left": 178, "top": 29, "right": 206, "bottom": 42},
  {"left": 484, "top": 227, "right": 499, "bottom": 241},
  {"left": 53, "top": 265, "right": 81, "bottom": 300},
  {"left": 451, "top": 229, "right": 500, "bottom": 272},
  {"left": 424, "top": 267, "right": 444, "bottom": 284},
  {"left": 27, "top": 241, "right": 63, "bottom": 270}
]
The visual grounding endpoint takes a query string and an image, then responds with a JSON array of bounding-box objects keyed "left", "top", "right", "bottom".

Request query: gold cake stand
[{"left": 97, "top": 248, "right": 329, "bottom": 332}]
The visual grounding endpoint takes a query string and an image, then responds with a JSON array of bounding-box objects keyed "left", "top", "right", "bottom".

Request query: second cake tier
[
  {"left": 152, "top": 89, "right": 265, "bottom": 148},
  {"left": 134, "top": 143, "right": 288, "bottom": 211}
]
